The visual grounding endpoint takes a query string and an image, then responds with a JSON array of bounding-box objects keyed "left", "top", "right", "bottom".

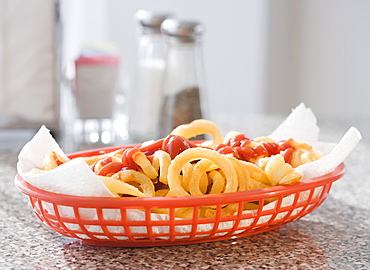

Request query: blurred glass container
[
  {"left": 158, "top": 19, "right": 208, "bottom": 138},
  {"left": 128, "top": 10, "right": 172, "bottom": 143},
  {"left": 73, "top": 45, "right": 121, "bottom": 150}
]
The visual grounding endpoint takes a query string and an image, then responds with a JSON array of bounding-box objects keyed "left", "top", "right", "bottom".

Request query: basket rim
[{"left": 14, "top": 160, "right": 345, "bottom": 207}]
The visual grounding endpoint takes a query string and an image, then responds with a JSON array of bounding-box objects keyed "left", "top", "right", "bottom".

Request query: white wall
[
  {"left": 0, "top": 0, "right": 57, "bottom": 129},
  {"left": 265, "top": 0, "right": 370, "bottom": 118}
]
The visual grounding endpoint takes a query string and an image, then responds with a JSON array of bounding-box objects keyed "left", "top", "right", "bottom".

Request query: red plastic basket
[{"left": 15, "top": 146, "right": 346, "bottom": 247}]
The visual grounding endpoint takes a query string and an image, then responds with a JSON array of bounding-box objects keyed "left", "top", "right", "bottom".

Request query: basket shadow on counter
[
  {"left": 59, "top": 196, "right": 370, "bottom": 270},
  {"left": 61, "top": 223, "right": 330, "bottom": 269}
]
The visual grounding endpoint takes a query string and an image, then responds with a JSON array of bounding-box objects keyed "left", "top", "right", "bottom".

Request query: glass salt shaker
[
  {"left": 128, "top": 10, "right": 172, "bottom": 143},
  {"left": 158, "top": 19, "right": 208, "bottom": 138}
]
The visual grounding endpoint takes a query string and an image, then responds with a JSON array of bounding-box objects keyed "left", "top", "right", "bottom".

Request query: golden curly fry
[
  {"left": 179, "top": 162, "right": 193, "bottom": 192},
  {"left": 99, "top": 176, "right": 146, "bottom": 197},
  {"left": 228, "top": 156, "right": 271, "bottom": 191},
  {"left": 91, "top": 156, "right": 121, "bottom": 174},
  {"left": 151, "top": 150, "right": 171, "bottom": 185},
  {"left": 226, "top": 156, "right": 251, "bottom": 192},
  {"left": 290, "top": 140, "right": 313, "bottom": 151},
  {"left": 258, "top": 154, "right": 303, "bottom": 185},
  {"left": 132, "top": 151, "right": 158, "bottom": 179},
  {"left": 208, "top": 170, "right": 226, "bottom": 194},
  {"left": 167, "top": 148, "right": 238, "bottom": 197},
  {"left": 171, "top": 119, "right": 223, "bottom": 147},
  {"left": 242, "top": 161, "right": 270, "bottom": 185},
  {"left": 42, "top": 151, "right": 67, "bottom": 171},
  {"left": 189, "top": 159, "right": 214, "bottom": 196},
  {"left": 204, "top": 203, "right": 239, "bottom": 218},
  {"left": 223, "top": 131, "right": 241, "bottom": 143},
  {"left": 82, "top": 148, "right": 123, "bottom": 166},
  {"left": 155, "top": 188, "right": 170, "bottom": 197},
  {"left": 113, "top": 170, "right": 155, "bottom": 197},
  {"left": 290, "top": 149, "right": 324, "bottom": 168},
  {"left": 82, "top": 154, "right": 109, "bottom": 166}
]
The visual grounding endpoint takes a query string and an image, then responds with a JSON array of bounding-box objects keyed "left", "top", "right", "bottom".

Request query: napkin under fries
[{"left": 16, "top": 103, "right": 362, "bottom": 235}]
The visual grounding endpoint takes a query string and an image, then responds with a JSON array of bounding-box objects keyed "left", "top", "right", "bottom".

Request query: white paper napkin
[
  {"left": 268, "top": 103, "right": 362, "bottom": 179},
  {"left": 296, "top": 126, "right": 361, "bottom": 180},
  {"left": 18, "top": 125, "right": 114, "bottom": 197},
  {"left": 269, "top": 103, "right": 320, "bottom": 146}
]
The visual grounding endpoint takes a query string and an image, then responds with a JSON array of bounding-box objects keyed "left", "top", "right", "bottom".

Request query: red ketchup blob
[
  {"left": 227, "top": 134, "right": 251, "bottom": 147},
  {"left": 161, "top": 135, "right": 194, "bottom": 159},
  {"left": 262, "top": 142, "right": 280, "bottom": 156},
  {"left": 98, "top": 162, "right": 125, "bottom": 176},
  {"left": 91, "top": 157, "right": 112, "bottom": 171},
  {"left": 281, "top": 147, "right": 294, "bottom": 163},
  {"left": 216, "top": 133, "right": 292, "bottom": 163},
  {"left": 121, "top": 147, "right": 141, "bottom": 170},
  {"left": 216, "top": 145, "right": 236, "bottom": 156},
  {"left": 235, "top": 146, "right": 256, "bottom": 162},
  {"left": 279, "top": 139, "right": 294, "bottom": 151},
  {"left": 139, "top": 139, "right": 164, "bottom": 156},
  {"left": 278, "top": 139, "right": 295, "bottom": 163}
]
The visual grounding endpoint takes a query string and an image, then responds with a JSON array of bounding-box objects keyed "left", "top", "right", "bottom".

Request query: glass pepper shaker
[
  {"left": 158, "top": 19, "right": 208, "bottom": 138},
  {"left": 128, "top": 10, "right": 172, "bottom": 143}
]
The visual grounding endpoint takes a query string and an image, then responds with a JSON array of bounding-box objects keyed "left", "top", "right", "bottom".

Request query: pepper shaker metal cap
[
  {"left": 135, "top": 10, "right": 172, "bottom": 34},
  {"left": 161, "top": 19, "right": 205, "bottom": 43}
]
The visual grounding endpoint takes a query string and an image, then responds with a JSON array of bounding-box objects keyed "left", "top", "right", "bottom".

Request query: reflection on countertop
[{"left": 1, "top": 115, "right": 369, "bottom": 269}]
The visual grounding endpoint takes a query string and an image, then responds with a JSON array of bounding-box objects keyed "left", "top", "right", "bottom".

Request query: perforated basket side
[
  {"left": 24, "top": 182, "right": 332, "bottom": 247},
  {"left": 15, "top": 163, "right": 345, "bottom": 247}
]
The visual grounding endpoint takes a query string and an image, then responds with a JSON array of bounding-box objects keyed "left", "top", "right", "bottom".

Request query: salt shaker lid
[
  {"left": 135, "top": 10, "right": 172, "bottom": 28},
  {"left": 161, "top": 19, "right": 205, "bottom": 43}
]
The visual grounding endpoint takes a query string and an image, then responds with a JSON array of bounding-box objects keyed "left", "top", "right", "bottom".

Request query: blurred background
[{"left": 0, "top": 0, "right": 369, "bottom": 150}]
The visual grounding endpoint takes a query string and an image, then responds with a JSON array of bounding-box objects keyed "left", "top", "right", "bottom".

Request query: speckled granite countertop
[{"left": 1, "top": 116, "right": 369, "bottom": 269}]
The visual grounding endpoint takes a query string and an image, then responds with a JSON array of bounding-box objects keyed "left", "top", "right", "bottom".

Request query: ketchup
[
  {"left": 278, "top": 139, "right": 295, "bottom": 163},
  {"left": 281, "top": 147, "right": 294, "bottom": 163},
  {"left": 98, "top": 162, "right": 125, "bottom": 176},
  {"left": 161, "top": 135, "right": 194, "bottom": 159},
  {"left": 88, "top": 134, "right": 196, "bottom": 176},
  {"left": 88, "top": 133, "right": 297, "bottom": 176},
  {"left": 121, "top": 147, "right": 141, "bottom": 170},
  {"left": 279, "top": 139, "right": 294, "bottom": 151},
  {"left": 139, "top": 139, "right": 164, "bottom": 156},
  {"left": 216, "top": 145, "right": 237, "bottom": 156},
  {"left": 263, "top": 142, "right": 280, "bottom": 156},
  {"left": 227, "top": 134, "right": 251, "bottom": 147},
  {"left": 216, "top": 134, "right": 295, "bottom": 163}
]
